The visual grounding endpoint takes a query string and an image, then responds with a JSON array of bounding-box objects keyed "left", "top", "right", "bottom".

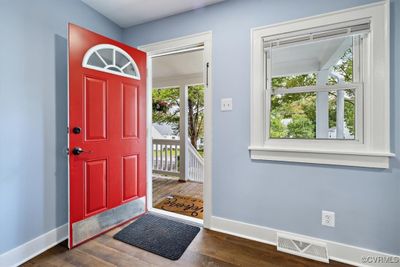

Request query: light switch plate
[{"left": 221, "top": 98, "right": 233, "bottom": 111}]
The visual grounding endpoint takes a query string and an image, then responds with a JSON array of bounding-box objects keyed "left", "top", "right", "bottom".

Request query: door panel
[
  {"left": 122, "top": 155, "right": 138, "bottom": 201},
  {"left": 68, "top": 24, "right": 147, "bottom": 248},
  {"left": 84, "top": 77, "right": 107, "bottom": 141},
  {"left": 122, "top": 84, "right": 138, "bottom": 138},
  {"left": 85, "top": 159, "right": 107, "bottom": 215}
]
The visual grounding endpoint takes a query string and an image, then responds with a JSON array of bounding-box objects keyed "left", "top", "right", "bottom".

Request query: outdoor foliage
[
  {"left": 152, "top": 85, "right": 204, "bottom": 149},
  {"left": 270, "top": 48, "right": 355, "bottom": 139}
]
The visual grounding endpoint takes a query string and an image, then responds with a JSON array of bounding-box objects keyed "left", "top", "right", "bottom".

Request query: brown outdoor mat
[{"left": 154, "top": 195, "right": 203, "bottom": 219}]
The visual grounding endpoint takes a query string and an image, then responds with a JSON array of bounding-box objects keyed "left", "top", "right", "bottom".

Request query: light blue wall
[
  {"left": 123, "top": 0, "right": 400, "bottom": 254},
  {"left": 0, "top": 0, "right": 122, "bottom": 254},
  {"left": 1, "top": 0, "right": 399, "bottom": 258}
]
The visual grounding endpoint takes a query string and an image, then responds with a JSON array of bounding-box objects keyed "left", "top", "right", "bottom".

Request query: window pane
[
  {"left": 269, "top": 34, "right": 357, "bottom": 140},
  {"left": 328, "top": 46, "right": 354, "bottom": 84},
  {"left": 106, "top": 66, "right": 121, "bottom": 72},
  {"left": 97, "top": 48, "right": 113, "bottom": 65},
  {"left": 272, "top": 73, "right": 316, "bottom": 89},
  {"left": 328, "top": 89, "right": 355, "bottom": 139},
  {"left": 269, "top": 89, "right": 355, "bottom": 140},
  {"left": 87, "top": 53, "right": 105, "bottom": 68},
  {"left": 270, "top": 92, "right": 316, "bottom": 139},
  {"left": 271, "top": 35, "right": 353, "bottom": 87},
  {"left": 115, "top": 51, "right": 129, "bottom": 68},
  {"left": 123, "top": 64, "right": 137, "bottom": 76}
]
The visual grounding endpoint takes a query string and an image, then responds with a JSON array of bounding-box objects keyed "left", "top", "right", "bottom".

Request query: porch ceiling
[
  {"left": 152, "top": 50, "right": 203, "bottom": 88},
  {"left": 272, "top": 36, "right": 351, "bottom": 77}
]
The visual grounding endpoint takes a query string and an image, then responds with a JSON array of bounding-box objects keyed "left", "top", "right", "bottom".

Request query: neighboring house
[
  {"left": 197, "top": 137, "right": 204, "bottom": 149},
  {"left": 328, "top": 126, "right": 353, "bottom": 139},
  {"left": 152, "top": 123, "right": 179, "bottom": 140},
  {"left": 151, "top": 125, "right": 164, "bottom": 139}
]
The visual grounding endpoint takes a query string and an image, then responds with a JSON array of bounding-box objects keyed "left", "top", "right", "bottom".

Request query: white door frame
[{"left": 139, "top": 31, "right": 213, "bottom": 228}]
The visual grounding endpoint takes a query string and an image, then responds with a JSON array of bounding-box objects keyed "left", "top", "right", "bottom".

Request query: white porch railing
[
  {"left": 187, "top": 142, "right": 204, "bottom": 182},
  {"left": 152, "top": 139, "right": 180, "bottom": 176},
  {"left": 152, "top": 138, "right": 204, "bottom": 182}
]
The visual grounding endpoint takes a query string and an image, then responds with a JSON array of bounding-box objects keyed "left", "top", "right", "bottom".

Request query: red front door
[{"left": 68, "top": 24, "right": 146, "bottom": 248}]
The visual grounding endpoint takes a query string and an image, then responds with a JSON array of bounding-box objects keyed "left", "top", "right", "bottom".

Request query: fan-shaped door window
[{"left": 83, "top": 44, "right": 140, "bottom": 80}]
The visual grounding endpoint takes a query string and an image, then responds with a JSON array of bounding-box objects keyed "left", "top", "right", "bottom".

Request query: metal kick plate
[{"left": 72, "top": 197, "right": 145, "bottom": 247}]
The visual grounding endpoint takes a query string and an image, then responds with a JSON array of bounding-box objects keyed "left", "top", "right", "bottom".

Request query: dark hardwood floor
[
  {"left": 23, "top": 178, "right": 347, "bottom": 266},
  {"left": 23, "top": 220, "right": 350, "bottom": 267}
]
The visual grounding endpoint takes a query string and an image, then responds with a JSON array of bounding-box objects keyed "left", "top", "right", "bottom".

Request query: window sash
[
  {"left": 263, "top": 20, "right": 370, "bottom": 49},
  {"left": 271, "top": 83, "right": 361, "bottom": 95},
  {"left": 264, "top": 33, "right": 365, "bottom": 142}
]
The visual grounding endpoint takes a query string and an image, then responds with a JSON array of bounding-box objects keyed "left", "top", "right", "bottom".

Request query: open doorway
[
  {"left": 151, "top": 48, "right": 205, "bottom": 221},
  {"left": 140, "top": 33, "right": 212, "bottom": 226}
]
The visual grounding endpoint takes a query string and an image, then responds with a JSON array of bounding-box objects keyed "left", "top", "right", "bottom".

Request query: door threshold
[{"left": 148, "top": 207, "right": 203, "bottom": 226}]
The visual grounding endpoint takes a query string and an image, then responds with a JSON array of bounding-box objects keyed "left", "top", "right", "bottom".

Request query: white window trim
[
  {"left": 249, "top": 1, "right": 394, "bottom": 168},
  {"left": 82, "top": 44, "right": 141, "bottom": 80}
]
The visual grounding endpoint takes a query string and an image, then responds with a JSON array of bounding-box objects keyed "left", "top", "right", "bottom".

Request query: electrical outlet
[
  {"left": 322, "top": 210, "right": 335, "bottom": 227},
  {"left": 221, "top": 98, "right": 233, "bottom": 111}
]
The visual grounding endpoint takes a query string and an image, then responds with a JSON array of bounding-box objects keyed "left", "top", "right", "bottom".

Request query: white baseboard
[
  {"left": 1, "top": 217, "right": 398, "bottom": 267},
  {"left": 210, "top": 216, "right": 399, "bottom": 267},
  {"left": 0, "top": 224, "right": 68, "bottom": 267}
]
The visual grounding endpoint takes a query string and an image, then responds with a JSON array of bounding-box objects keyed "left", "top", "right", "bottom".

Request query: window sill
[{"left": 248, "top": 146, "right": 395, "bottom": 168}]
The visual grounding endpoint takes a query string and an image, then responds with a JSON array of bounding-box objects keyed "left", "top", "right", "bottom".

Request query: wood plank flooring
[
  {"left": 23, "top": 179, "right": 350, "bottom": 266},
  {"left": 152, "top": 176, "right": 203, "bottom": 206},
  {"left": 23, "top": 220, "right": 350, "bottom": 267}
]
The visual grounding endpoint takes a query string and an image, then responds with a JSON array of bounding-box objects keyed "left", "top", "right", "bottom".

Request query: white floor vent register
[{"left": 276, "top": 233, "right": 329, "bottom": 263}]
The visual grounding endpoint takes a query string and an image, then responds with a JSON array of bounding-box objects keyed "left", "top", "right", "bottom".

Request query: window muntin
[
  {"left": 83, "top": 44, "right": 140, "bottom": 80},
  {"left": 266, "top": 30, "right": 364, "bottom": 140}
]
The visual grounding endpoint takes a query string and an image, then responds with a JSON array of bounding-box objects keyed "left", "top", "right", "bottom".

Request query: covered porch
[{"left": 151, "top": 48, "right": 205, "bottom": 218}]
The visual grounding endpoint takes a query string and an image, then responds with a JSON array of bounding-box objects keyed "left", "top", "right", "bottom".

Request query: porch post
[
  {"left": 336, "top": 79, "right": 345, "bottom": 139},
  {"left": 316, "top": 70, "right": 330, "bottom": 138},
  {"left": 179, "top": 85, "right": 189, "bottom": 182}
]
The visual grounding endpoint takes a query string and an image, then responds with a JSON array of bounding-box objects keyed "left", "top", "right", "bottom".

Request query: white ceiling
[{"left": 81, "top": 0, "right": 225, "bottom": 28}]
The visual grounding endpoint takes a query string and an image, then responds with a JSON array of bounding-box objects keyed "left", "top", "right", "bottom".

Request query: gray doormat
[{"left": 113, "top": 214, "right": 200, "bottom": 260}]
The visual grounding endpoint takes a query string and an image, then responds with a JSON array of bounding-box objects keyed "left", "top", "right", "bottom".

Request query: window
[
  {"left": 267, "top": 32, "right": 361, "bottom": 140},
  {"left": 82, "top": 44, "right": 140, "bottom": 79},
  {"left": 250, "top": 2, "right": 393, "bottom": 168}
]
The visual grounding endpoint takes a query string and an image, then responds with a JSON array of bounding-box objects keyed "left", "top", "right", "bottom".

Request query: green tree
[
  {"left": 188, "top": 85, "right": 204, "bottom": 149},
  {"left": 287, "top": 114, "right": 315, "bottom": 138},
  {"left": 152, "top": 87, "right": 180, "bottom": 129},
  {"left": 270, "top": 112, "right": 288, "bottom": 138},
  {"left": 271, "top": 75, "right": 317, "bottom": 138},
  {"left": 152, "top": 85, "right": 204, "bottom": 149}
]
